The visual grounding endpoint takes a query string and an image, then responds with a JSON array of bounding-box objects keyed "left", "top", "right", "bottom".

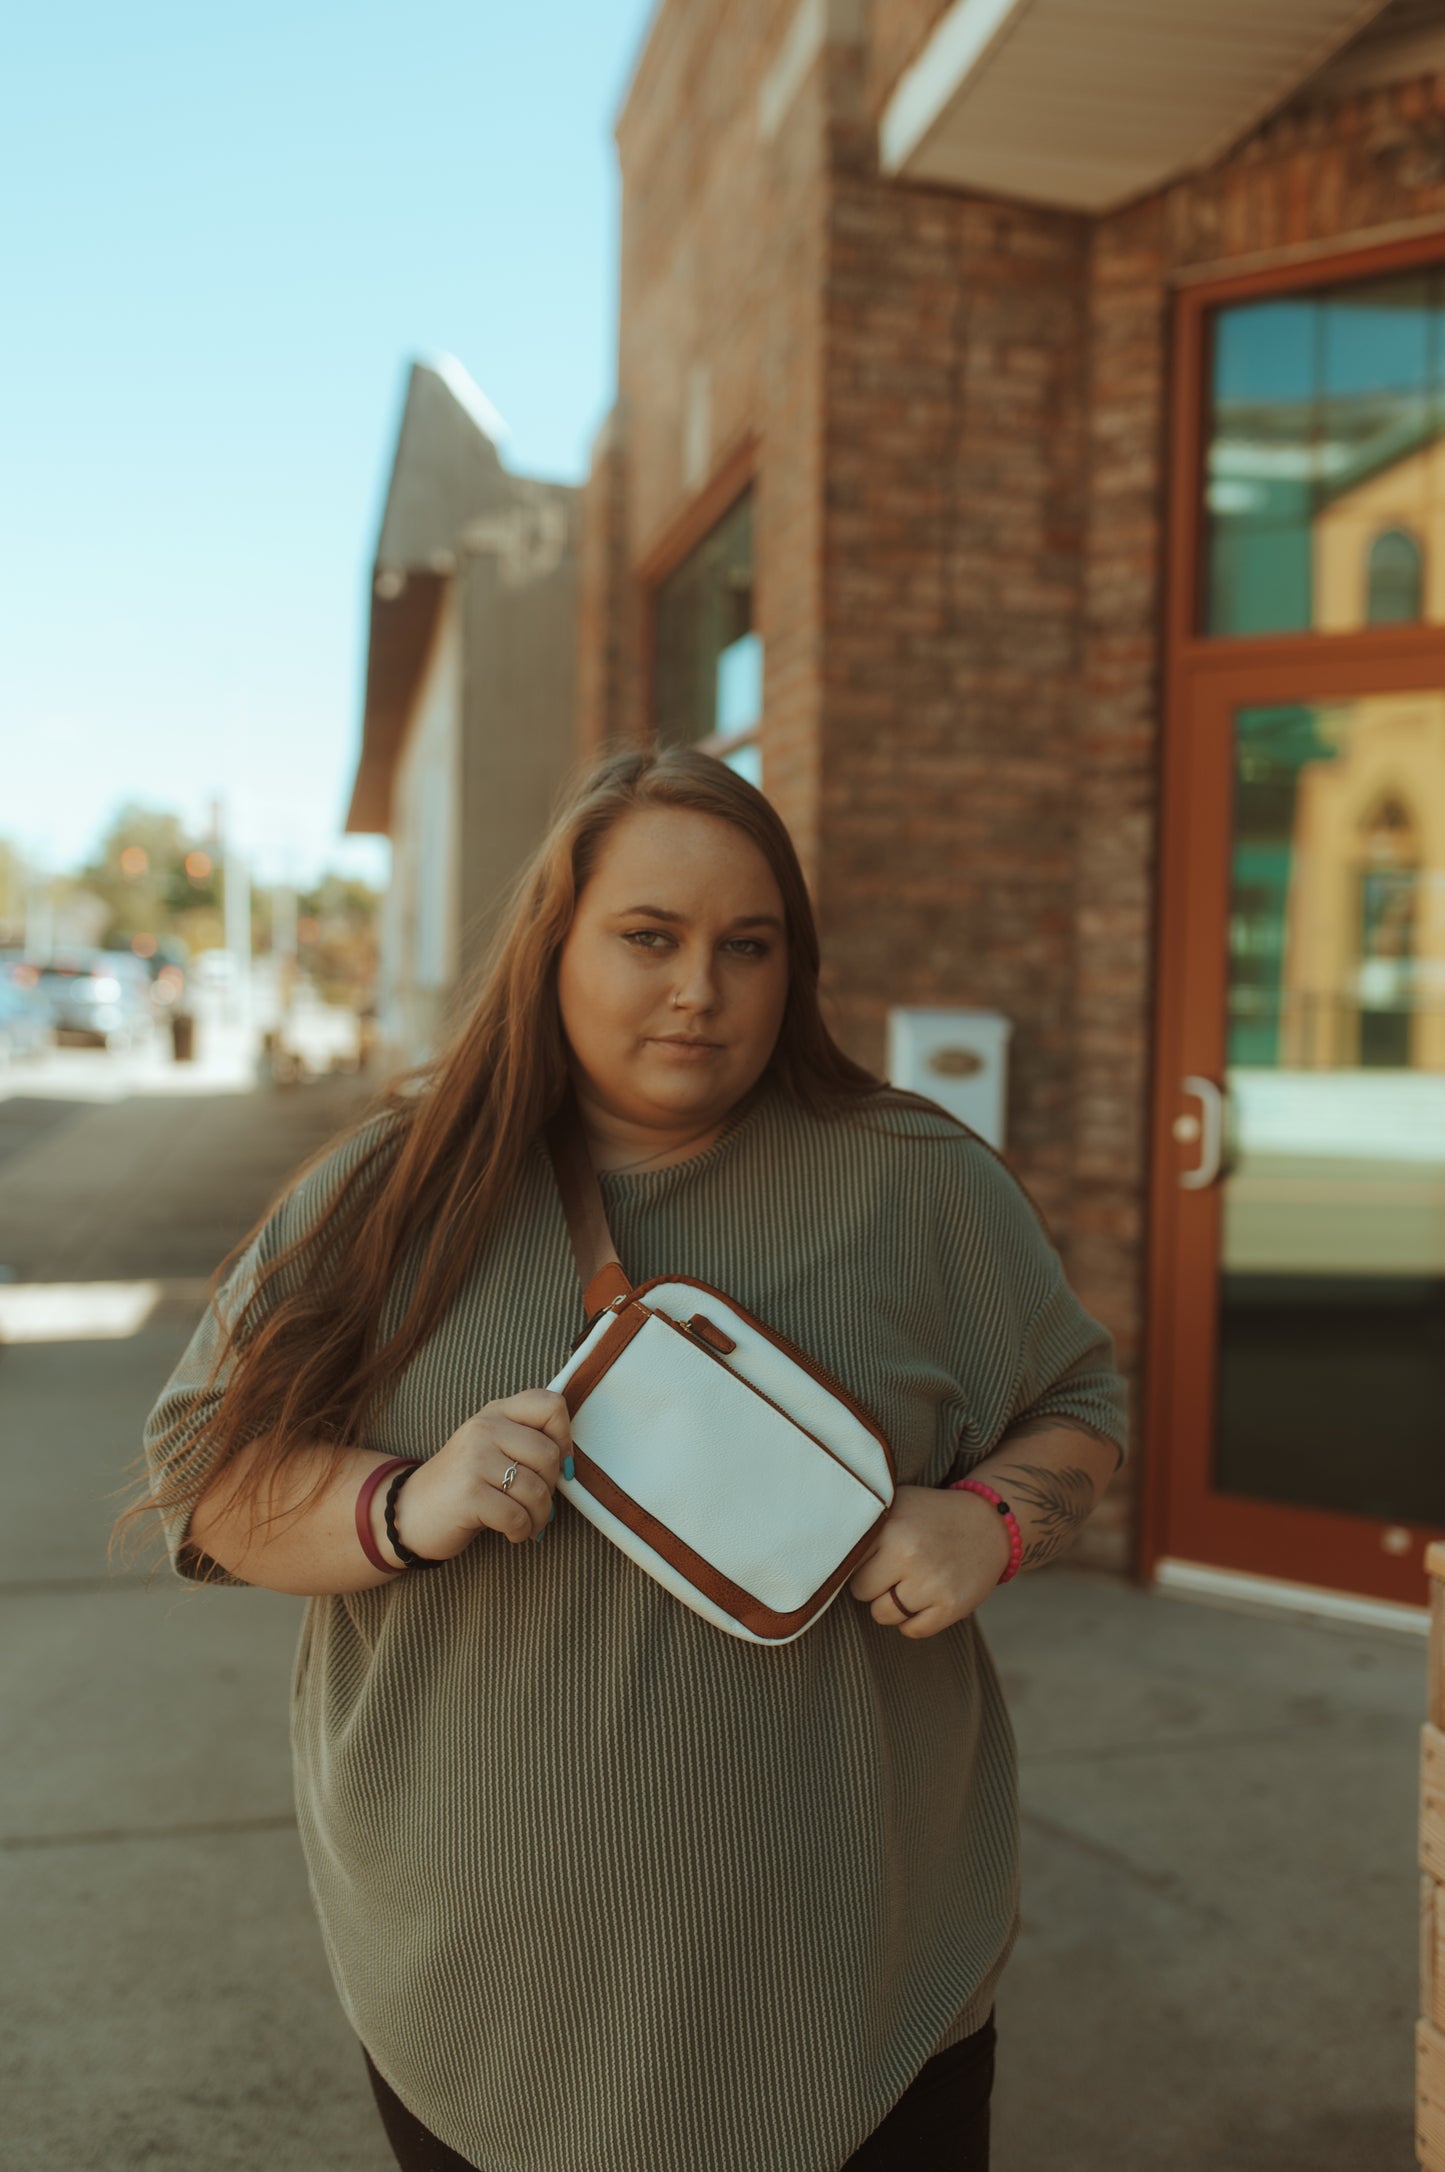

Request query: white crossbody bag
[{"left": 544, "top": 1100, "right": 896, "bottom": 1645}]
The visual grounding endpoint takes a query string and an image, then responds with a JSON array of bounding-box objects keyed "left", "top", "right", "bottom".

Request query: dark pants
[{"left": 362, "top": 2007, "right": 995, "bottom": 2172}]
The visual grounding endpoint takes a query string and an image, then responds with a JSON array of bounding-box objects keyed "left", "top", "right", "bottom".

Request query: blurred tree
[
  {"left": 0, "top": 839, "right": 27, "bottom": 944},
  {"left": 76, "top": 804, "right": 224, "bottom": 963},
  {"left": 61, "top": 808, "right": 381, "bottom": 1007},
  {"left": 80, "top": 806, "right": 188, "bottom": 944},
  {"left": 296, "top": 873, "right": 379, "bottom": 1008}
]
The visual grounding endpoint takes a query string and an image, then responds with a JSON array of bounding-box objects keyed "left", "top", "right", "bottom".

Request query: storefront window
[
  {"left": 1203, "top": 266, "right": 1445, "bottom": 635},
  {"left": 652, "top": 490, "right": 761, "bottom": 779},
  {"left": 1366, "top": 527, "right": 1425, "bottom": 623}
]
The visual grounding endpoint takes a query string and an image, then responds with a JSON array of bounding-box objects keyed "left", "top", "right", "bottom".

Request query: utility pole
[
  {"left": 222, "top": 806, "right": 252, "bottom": 1032},
  {"left": 272, "top": 863, "right": 298, "bottom": 1032},
  {"left": 23, "top": 860, "right": 54, "bottom": 962}
]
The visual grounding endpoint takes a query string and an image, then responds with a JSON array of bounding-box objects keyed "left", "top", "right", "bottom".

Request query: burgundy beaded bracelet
[
  {"left": 949, "top": 1477, "right": 1023, "bottom": 1585},
  {"left": 355, "top": 1457, "right": 420, "bottom": 1574}
]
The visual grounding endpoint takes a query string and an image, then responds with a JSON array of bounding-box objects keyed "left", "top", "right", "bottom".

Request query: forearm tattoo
[{"left": 984, "top": 1423, "right": 1107, "bottom": 1570}]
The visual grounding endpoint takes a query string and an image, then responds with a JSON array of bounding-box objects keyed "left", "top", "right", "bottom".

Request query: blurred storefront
[
  {"left": 347, "top": 357, "right": 579, "bottom": 1066},
  {"left": 577, "top": 0, "right": 1445, "bottom": 1616}
]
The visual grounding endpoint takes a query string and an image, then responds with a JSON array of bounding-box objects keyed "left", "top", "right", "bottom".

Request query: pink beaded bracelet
[{"left": 949, "top": 1478, "right": 1023, "bottom": 1586}]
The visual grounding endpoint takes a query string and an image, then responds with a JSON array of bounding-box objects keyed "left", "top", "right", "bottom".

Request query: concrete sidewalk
[
  {"left": 0, "top": 1076, "right": 1424, "bottom": 2170},
  {"left": 2, "top": 1069, "right": 392, "bottom": 2172}
]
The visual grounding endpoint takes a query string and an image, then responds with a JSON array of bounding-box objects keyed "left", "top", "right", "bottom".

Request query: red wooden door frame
[
  {"left": 1145, "top": 646, "right": 1445, "bottom": 1606},
  {"left": 1141, "top": 231, "right": 1445, "bottom": 1605}
]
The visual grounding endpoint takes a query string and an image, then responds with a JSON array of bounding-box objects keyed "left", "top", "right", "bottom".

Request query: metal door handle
[{"left": 1178, "top": 1076, "right": 1222, "bottom": 1190}]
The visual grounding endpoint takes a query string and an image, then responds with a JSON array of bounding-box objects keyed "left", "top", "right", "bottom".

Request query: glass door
[
  {"left": 1154, "top": 657, "right": 1445, "bottom": 1605},
  {"left": 1220, "top": 689, "right": 1443, "bottom": 1523},
  {"left": 1152, "top": 237, "right": 1445, "bottom": 1607}
]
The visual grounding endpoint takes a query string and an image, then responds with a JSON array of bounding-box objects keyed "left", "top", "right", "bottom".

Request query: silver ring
[{"left": 500, "top": 1462, "right": 519, "bottom": 1494}]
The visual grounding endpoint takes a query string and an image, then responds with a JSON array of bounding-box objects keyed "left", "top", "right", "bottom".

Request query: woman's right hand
[{"left": 377, "top": 1389, "right": 572, "bottom": 1561}]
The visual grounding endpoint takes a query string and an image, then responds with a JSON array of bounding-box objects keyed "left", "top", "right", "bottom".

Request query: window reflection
[
  {"left": 1367, "top": 528, "right": 1425, "bottom": 623},
  {"left": 1217, "top": 694, "right": 1445, "bottom": 1524},
  {"left": 1205, "top": 267, "right": 1445, "bottom": 635},
  {"left": 652, "top": 491, "right": 758, "bottom": 750}
]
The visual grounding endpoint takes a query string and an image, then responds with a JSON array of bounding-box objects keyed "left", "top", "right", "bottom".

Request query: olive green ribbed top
[{"left": 145, "top": 1083, "right": 1129, "bottom": 2172}]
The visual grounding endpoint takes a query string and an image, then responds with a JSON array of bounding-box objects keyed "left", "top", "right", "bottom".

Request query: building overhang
[
  {"left": 344, "top": 571, "right": 447, "bottom": 835},
  {"left": 879, "top": 0, "right": 1393, "bottom": 214},
  {"left": 344, "top": 355, "right": 510, "bottom": 838}
]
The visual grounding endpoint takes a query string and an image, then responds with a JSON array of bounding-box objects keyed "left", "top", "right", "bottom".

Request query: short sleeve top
[{"left": 144, "top": 1079, "right": 1129, "bottom": 2172}]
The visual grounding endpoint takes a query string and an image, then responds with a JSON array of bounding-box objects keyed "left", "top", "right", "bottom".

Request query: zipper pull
[{"left": 686, "top": 1313, "right": 737, "bottom": 1356}]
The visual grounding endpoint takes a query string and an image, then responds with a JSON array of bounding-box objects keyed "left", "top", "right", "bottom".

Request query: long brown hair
[{"left": 112, "top": 746, "right": 889, "bottom": 1575}]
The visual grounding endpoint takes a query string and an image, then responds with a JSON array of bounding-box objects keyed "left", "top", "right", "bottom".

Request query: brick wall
[
  {"left": 1067, "top": 214, "right": 1161, "bottom": 1569},
  {"left": 818, "top": 44, "right": 1090, "bottom": 1211},
  {"left": 1157, "top": 66, "right": 1445, "bottom": 272},
  {"left": 607, "top": 0, "right": 836, "bottom": 874}
]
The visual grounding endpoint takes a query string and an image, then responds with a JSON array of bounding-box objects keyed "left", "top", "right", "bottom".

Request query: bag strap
[{"left": 545, "top": 1095, "right": 635, "bottom": 1321}]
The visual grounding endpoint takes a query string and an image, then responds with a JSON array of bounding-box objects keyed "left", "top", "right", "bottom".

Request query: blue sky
[{"left": 1, "top": 1, "right": 656, "bottom": 886}]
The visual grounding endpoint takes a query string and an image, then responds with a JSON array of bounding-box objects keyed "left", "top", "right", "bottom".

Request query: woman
[{"left": 125, "top": 747, "right": 1128, "bottom": 2172}]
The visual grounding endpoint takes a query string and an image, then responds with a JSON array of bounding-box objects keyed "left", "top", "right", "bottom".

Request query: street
[{"left": 0, "top": 1041, "right": 1427, "bottom": 2170}]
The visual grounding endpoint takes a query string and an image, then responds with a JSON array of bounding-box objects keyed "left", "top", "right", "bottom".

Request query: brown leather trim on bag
[
  {"left": 583, "top": 1261, "right": 633, "bottom": 1317},
  {"left": 571, "top": 1442, "right": 890, "bottom": 1640},
  {"left": 631, "top": 1273, "right": 897, "bottom": 1486},
  {"left": 546, "top": 1102, "right": 627, "bottom": 1305},
  {"left": 562, "top": 1300, "right": 649, "bottom": 1416},
  {"left": 686, "top": 1313, "right": 736, "bottom": 1355}
]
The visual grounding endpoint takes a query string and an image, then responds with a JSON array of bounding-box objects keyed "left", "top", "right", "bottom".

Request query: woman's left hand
[{"left": 848, "top": 1484, "right": 1013, "bottom": 1639}]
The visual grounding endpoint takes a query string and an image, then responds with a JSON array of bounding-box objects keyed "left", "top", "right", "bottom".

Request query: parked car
[
  {"left": 192, "top": 948, "right": 239, "bottom": 989},
  {"left": 35, "top": 950, "right": 157, "bottom": 1051},
  {"left": 0, "top": 970, "right": 50, "bottom": 1063}
]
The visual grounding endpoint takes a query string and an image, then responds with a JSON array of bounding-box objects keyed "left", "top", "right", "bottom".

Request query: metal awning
[{"left": 879, "top": 0, "right": 1394, "bottom": 213}]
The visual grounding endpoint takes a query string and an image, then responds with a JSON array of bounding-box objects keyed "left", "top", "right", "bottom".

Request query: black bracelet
[{"left": 383, "top": 1464, "right": 443, "bottom": 1568}]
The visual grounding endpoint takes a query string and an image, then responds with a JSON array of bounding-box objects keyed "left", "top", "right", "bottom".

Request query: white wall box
[{"left": 886, "top": 1006, "right": 1012, "bottom": 1149}]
